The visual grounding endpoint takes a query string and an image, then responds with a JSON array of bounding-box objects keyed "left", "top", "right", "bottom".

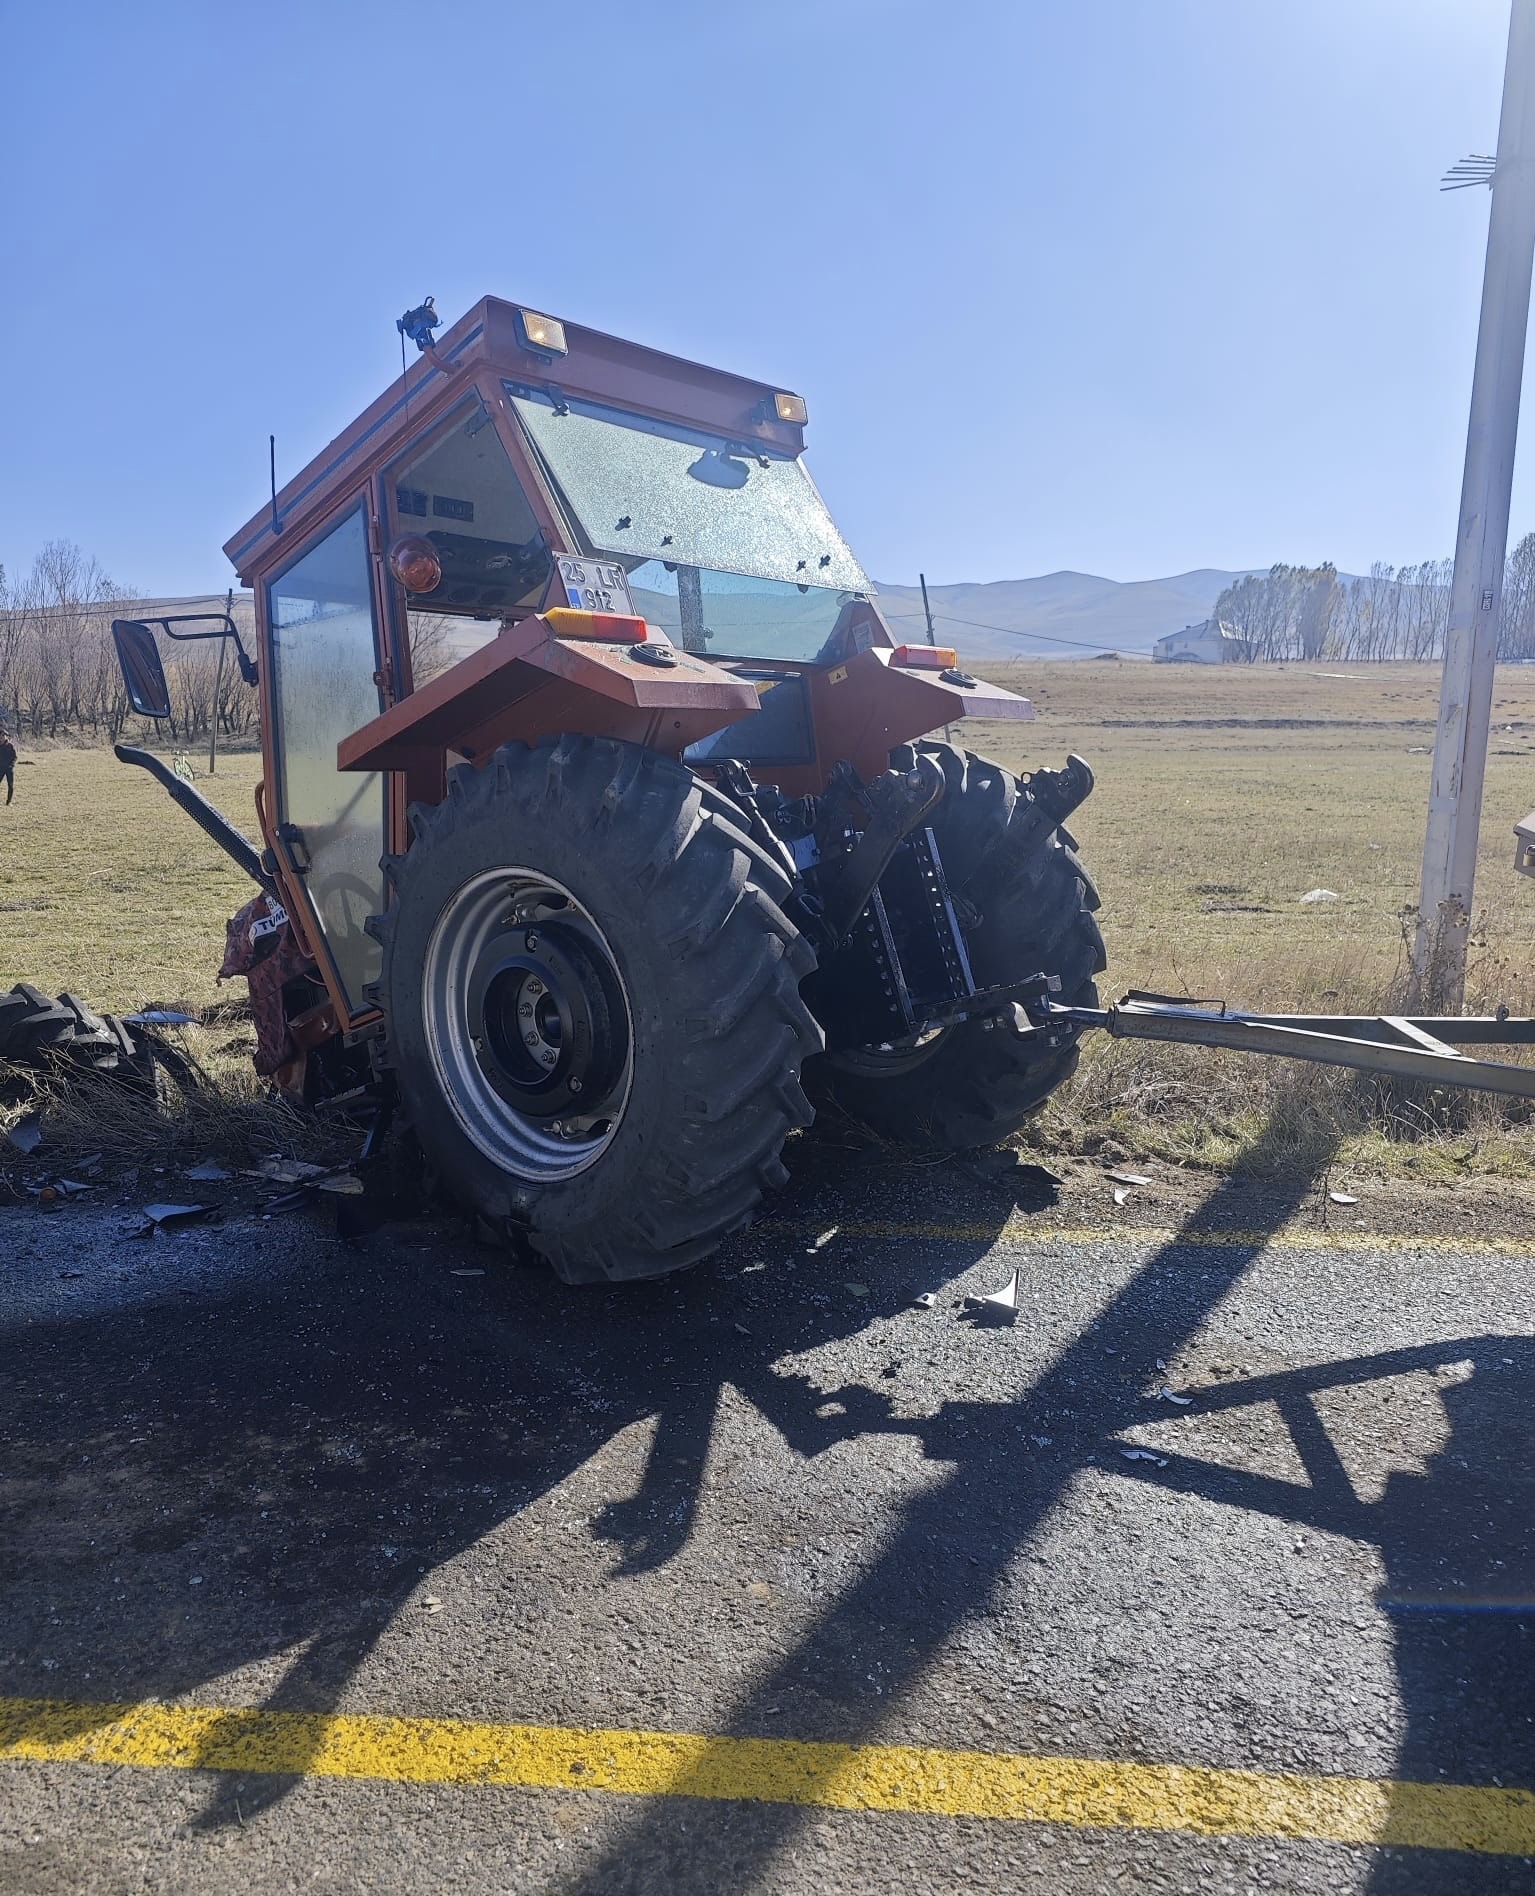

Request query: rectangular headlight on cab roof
[
  {"left": 773, "top": 391, "right": 808, "bottom": 425},
  {"left": 891, "top": 644, "right": 959, "bottom": 670},
  {"left": 515, "top": 308, "right": 568, "bottom": 356}
]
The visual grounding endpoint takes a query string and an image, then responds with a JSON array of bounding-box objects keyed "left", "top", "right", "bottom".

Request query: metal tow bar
[{"left": 1046, "top": 991, "right": 1535, "bottom": 1100}]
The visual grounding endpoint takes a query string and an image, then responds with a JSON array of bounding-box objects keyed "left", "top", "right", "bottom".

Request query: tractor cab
[{"left": 113, "top": 297, "right": 1097, "bottom": 1286}]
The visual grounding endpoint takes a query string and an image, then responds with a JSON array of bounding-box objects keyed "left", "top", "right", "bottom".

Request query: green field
[
  {"left": 971, "top": 659, "right": 1535, "bottom": 1015},
  {"left": 0, "top": 743, "right": 266, "bottom": 1014},
  {"left": 4, "top": 662, "right": 1534, "bottom": 1176}
]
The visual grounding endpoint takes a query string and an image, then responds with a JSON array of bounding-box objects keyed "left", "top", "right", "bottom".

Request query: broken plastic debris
[
  {"left": 54, "top": 1179, "right": 91, "bottom": 1198},
  {"left": 912, "top": 1291, "right": 937, "bottom": 1310},
  {"left": 142, "top": 1203, "right": 211, "bottom": 1226},
  {"left": 845, "top": 1282, "right": 869, "bottom": 1298},
  {"left": 125, "top": 1008, "right": 196, "bottom": 1026},
  {"left": 255, "top": 1157, "right": 363, "bottom": 1198},
  {"left": 963, "top": 1269, "right": 1020, "bottom": 1326},
  {"left": 1112, "top": 1187, "right": 1132, "bottom": 1207},
  {"left": 420, "top": 1595, "right": 443, "bottom": 1613},
  {"left": 1299, "top": 888, "right": 1340, "bottom": 904},
  {"left": 255, "top": 1157, "right": 331, "bottom": 1184},
  {"left": 315, "top": 1171, "right": 364, "bottom": 1196},
  {"left": 1328, "top": 1190, "right": 1359, "bottom": 1206},
  {"left": 1107, "top": 1170, "right": 1151, "bottom": 1187},
  {"left": 184, "top": 1161, "right": 233, "bottom": 1182},
  {"left": 450, "top": 1269, "right": 485, "bottom": 1278},
  {"left": 1120, "top": 1447, "right": 1168, "bottom": 1467},
  {"left": 1157, "top": 1385, "right": 1194, "bottom": 1406},
  {"left": 7, "top": 1114, "right": 43, "bottom": 1154}
]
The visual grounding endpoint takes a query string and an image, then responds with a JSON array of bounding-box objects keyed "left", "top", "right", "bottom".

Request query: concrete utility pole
[{"left": 1415, "top": 0, "right": 1535, "bottom": 1006}]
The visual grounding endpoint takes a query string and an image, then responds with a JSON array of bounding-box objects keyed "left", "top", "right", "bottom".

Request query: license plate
[{"left": 557, "top": 555, "right": 635, "bottom": 617}]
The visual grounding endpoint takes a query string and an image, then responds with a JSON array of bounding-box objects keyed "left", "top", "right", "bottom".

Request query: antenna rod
[
  {"left": 269, "top": 435, "right": 283, "bottom": 536},
  {"left": 919, "top": 571, "right": 954, "bottom": 742}
]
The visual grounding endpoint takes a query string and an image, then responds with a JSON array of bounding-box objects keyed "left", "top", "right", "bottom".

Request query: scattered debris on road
[
  {"left": 141, "top": 1202, "right": 212, "bottom": 1227},
  {"left": 7, "top": 1114, "right": 43, "bottom": 1154},
  {"left": 964, "top": 1269, "right": 1020, "bottom": 1326}
]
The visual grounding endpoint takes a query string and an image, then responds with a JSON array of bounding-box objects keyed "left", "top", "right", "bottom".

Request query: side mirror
[{"left": 111, "top": 620, "right": 173, "bottom": 720}]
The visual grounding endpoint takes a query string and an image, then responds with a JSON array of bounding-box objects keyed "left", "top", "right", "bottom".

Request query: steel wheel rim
[{"left": 422, "top": 868, "right": 633, "bottom": 1182}]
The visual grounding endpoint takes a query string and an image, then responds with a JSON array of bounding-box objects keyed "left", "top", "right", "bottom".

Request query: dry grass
[
  {"left": 2, "top": 1029, "right": 348, "bottom": 1172},
  {"left": 4, "top": 670, "right": 1535, "bottom": 1181},
  {"left": 0, "top": 738, "right": 264, "bottom": 1013},
  {"left": 968, "top": 659, "right": 1535, "bottom": 1178}
]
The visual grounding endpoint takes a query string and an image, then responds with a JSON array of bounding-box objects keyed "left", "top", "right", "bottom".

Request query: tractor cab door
[{"left": 265, "top": 502, "right": 387, "bottom": 1017}]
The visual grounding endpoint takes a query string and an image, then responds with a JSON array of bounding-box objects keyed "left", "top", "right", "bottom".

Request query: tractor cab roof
[{"left": 224, "top": 297, "right": 825, "bottom": 588}]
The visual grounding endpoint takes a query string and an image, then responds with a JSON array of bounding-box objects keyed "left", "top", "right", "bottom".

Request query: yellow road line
[
  {"left": 2, "top": 1697, "right": 1531, "bottom": 1856},
  {"left": 765, "top": 1218, "right": 1535, "bottom": 1258}
]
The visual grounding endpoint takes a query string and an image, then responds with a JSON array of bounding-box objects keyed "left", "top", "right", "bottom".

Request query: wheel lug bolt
[
  {"left": 568, "top": 1077, "right": 583, "bottom": 1094},
  {"left": 525, "top": 933, "right": 539, "bottom": 951},
  {"left": 518, "top": 1001, "right": 534, "bottom": 1018},
  {"left": 524, "top": 1030, "right": 539, "bottom": 1046}
]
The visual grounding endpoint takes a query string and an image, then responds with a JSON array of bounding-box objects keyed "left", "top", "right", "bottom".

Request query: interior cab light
[
  {"left": 773, "top": 391, "right": 808, "bottom": 425},
  {"left": 545, "top": 607, "right": 653, "bottom": 643},
  {"left": 891, "top": 644, "right": 959, "bottom": 670},
  {"left": 515, "top": 308, "right": 568, "bottom": 356}
]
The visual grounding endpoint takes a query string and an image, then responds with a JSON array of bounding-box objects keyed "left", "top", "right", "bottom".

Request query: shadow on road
[
  {"left": 562, "top": 1132, "right": 1352, "bottom": 1893},
  {"left": 1110, "top": 1332, "right": 1535, "bottom": 1893},
  {"left": 0, "top": 1134, "right": 1016, "bottom": 1829},
  {"left": 6, "top": 1115, "right": 1523, "bottom": 1889}
]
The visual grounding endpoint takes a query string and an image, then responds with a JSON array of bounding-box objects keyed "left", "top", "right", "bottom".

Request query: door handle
[{"left": 276, "top": 822, "right": 312, "bottom": 874}]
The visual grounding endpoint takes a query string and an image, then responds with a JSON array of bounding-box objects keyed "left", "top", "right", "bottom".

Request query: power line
[{"left": 880, "top": 604, "right": 1140, "bottom": 655}]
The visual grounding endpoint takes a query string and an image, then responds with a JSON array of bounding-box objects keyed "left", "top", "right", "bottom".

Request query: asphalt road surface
[{"left": 1, "top": 1141, "right": 1531, "bottom": 1893}]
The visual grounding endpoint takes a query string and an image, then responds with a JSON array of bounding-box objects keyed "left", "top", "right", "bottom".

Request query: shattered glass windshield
[{"left": 508, "top": 385, "right": 872, "bottom": 661}]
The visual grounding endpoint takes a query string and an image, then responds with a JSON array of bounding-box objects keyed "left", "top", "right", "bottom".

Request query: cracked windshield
[{"left": 509, "top": 386, "right": 871, "bottom": 659}]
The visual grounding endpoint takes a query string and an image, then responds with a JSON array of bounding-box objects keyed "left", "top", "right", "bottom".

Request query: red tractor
[{"left": 112, "top": 297, "right": 1104, "bottom": 1282}]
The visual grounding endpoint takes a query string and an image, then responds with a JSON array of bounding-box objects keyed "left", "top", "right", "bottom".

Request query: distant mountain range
[
  {"left": 136, "top": 568, "right": 1264, "bottom": 660},
  {"left": 872, "top": 569, "right": 1264, "bottom": 658}
]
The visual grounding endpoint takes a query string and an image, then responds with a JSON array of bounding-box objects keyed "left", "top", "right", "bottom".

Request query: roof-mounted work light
[
  {"left": 515, "top": 308, "right": 568, "bottom": 357},
  {"left": 773, "top": 391, "right": 808, "bottom": 425}
]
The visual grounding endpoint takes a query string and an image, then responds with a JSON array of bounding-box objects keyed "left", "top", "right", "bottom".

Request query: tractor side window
[
  {"left": 268, "top": 506, "right": 385, "bottom": 1009},
  {"left": 391, "top": 406, "right": 551, "bottom": 682}
]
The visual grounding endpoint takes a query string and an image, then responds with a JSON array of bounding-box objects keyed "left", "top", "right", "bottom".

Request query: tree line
[
  {"left": 0, "top": 542, "right": 258, "bottom": 742},
  {"left": 1214, "top": 535, "right": 1535, "bottom": 662}
]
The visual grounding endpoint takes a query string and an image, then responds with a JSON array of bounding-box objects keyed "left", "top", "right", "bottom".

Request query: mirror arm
[{"left": 156, "top": 612, "right": 260, "bottom": 686}]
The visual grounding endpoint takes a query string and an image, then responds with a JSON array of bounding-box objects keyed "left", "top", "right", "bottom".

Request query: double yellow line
[{"left": 3, "top": 1697, "right": 1531, "bottom": 1856}]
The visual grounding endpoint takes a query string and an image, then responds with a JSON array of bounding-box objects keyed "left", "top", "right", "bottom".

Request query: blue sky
[{"left": 0, "top": 0, "right": 1523, "bottom": 592}]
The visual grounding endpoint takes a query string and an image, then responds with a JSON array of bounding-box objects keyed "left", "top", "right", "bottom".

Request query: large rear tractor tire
[
  {"left": 812, "top": 741, "right": 1106, "bottom": 1151},
  {"left": 372, "top": 735, "right": 823, "bottom": 1284}
]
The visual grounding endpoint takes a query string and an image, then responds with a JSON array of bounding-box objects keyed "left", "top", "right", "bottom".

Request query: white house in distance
[{"left": 1152, "top": 618, "right": 1253, "bottom": 664}]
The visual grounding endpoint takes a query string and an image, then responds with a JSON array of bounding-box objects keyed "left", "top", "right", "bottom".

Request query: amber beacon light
[{"left": 388, "top": 534, "right": 443, "bottom": 595}]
